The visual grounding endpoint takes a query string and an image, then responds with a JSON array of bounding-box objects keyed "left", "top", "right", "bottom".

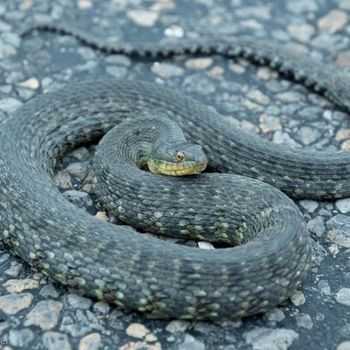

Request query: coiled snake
[{"left": 1, "top": 23, "right": 349, "bottom": 320}]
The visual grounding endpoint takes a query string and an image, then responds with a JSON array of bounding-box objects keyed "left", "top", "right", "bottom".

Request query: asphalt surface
[{"left": 0, "top": 0, "right": 349, "bottom": 349}]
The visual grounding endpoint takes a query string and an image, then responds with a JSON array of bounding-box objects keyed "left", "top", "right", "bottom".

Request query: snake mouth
[{"left": 147, "top": 158, "right": 208, "bottom": 176}]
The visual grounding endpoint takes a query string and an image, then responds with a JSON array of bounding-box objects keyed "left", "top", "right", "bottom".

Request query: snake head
[{"left": 148, "top": 142, "right": 208, "bottom": 176}]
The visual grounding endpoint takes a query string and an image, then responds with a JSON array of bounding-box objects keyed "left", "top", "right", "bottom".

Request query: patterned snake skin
[{"left": 0, "top": 22, "right": 348, "bottom": 320}]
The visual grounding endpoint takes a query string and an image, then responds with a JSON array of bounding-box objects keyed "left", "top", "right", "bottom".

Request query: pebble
[
  {"left": 5, "top": 261, "right": 23, "bottom": 277},
  {"left": 243, "top": 99, "right": 264, "bottom": 112},
  {"left": 77, "top": 47, "right": 96, "bottom": 60},
  {"left": 79, "top": 333, "right": 101, "bottom": 350},
  {"left": 39, "top": 283, "right": 60, "bottom": 298},
  {"left": 106, "top": 66, "right": 128, "bottom": 78},
  {"left": 93, "top": 301, "right": 110, "bottom": 314},
  {"left": 67, "top": 293, "right": 92, "bottom": 309},
  {"left": 290, "top": 291, "right": 306, "bottom": 306},
  {"left": 119, "top": 341, "right": 161, "bottom": 350},
  {"left": 105, "top": 55, "right": 131, "bottom": 66},
  {"left": 327, "top": 230, "right": 350, "bottom": 249},
  {"left": 257, "top": 67, "right": 274, "bottom": 80},
  {"left": 298, "top": 126, "right": 320, "bottom": 145},
  {"left": 244, "top": 327, "right": 299, "bottom": 350},
  {"left": 228, "top": 62, "right": 246, "bottom": 74},
  {"left": 340, "top": 0, "right": 350, "bottom": 10},
  {"left": 63, "top": 190, "right": 93, "bottom": 209},
  {"left": 183, "top": 74, "right": 216, "bottom": 95},
  {"left": 9, "top": 328, "right": 34, "bottom": 347},
  {"left": 286, "top": 0, "right": 317, "bottom": 13},
  {"left": 259, "top": 114, "right": 282, "bottom": 133},
  {"left": 247, "top": 90, "right": 270, "bottom": 105},
  {"left": 54, "top": 173, "right": 73, "bottom": 189},
  {"left": 338, "top": 341, "right": 350, "bottom": 350},
  {"left": 287, "top": 23, "right": 315, "bottom": 42},
  {"left": 24, "top": 300, "right": 63, "bottom": 330},
  {"left": 335, "top": 198, "right": 350, "bottom": 213},
  {"left": 272, "top": 131, "right": 299, "bottom": 147},
  {"left": 3, "top": 278, "right": 39, "bottom": 293},
  {"left": 166, "top": 320, "right": 190, "bottom": 333},
  {"left": 207, "top": 66, "right": 224, "bottom": 78},
  {"left": 18, "top": 77, "right": 40, "bottom": 90},
  {"left": 318, "top": 280, "right": 331, "bottom": 296},
  {"left": 0, "top": 38, "right": 17, "bottom": 59},
  {"left": 307, "top": 216, "right": 326, "bottom": 237},
  {"left": 336, "top": 288, "right": 350, "bottom": 306},
  {"left": 327, "top": 214, "right": 350, "bottom": 236},
  {"left": 16, "top": 86, "right": 36, "bottom": 100},
  {"left": 0, "top": 293, "right": 33, "bottom": 314},
  {"left": 126, "top": 323, "right": 150, "bottom": 339},
  {"left": 0, "top": 19, "right": 11, "bottom": 31},
  {"left": 0, "top": 97, "right": 22, "bottom": 114},
  {"left": 42, "top": 331, "right": 71, "bottom": 350},
  {"left": 299, "top": 200, "right": 319, "bottom": 213},
  {"left": 341, "top": 140, "right": 350, "bottom": 150},
  {"left": 64, "top": 162, "right": 89, "bottom": 180},
  {"left": 295, "top": 313, "right": 313, "bottom": 330},
  {"left": 298, "top": 106, "right": 323, "bottom": 122},
  {"left": 336, "top": 128, "right": 350, "bottom": 141},
  {"left": 235, "top": 5, "right": 270, "bottom": 20},
  {"left": 329, "top": 243, "right": 339, "bottom": 256},
  {"left": 127, "top": 10, "right": 159, "bottom": 27},
  {"left": 77, "top": 0, "right": 92, "bottom": 10},
  {"left": 164, "top": 25, "right": 184, "bottom": 38},
  {"left": 151, "top": 62, "right": 184, "bottom": 78},
  {"left": 265, "top": 308, "right": 286, "bottom": 323},
  {"left": 95, "top": 211, "right": 108, "bottom": 221},
  {"left": 198, "top": 241, "right": 215, "bottom": 249},
  {"left": 275, "top": 92, "right": 303, "bottom": 103},
  {"left": 318, "top": 10, "right": 348, "bottom": 33},
  {"left": 178, "top": 334, "right": 205, "bottom": 350},
  {"left": 336, "top": 51, "right": 350, "bottom": 68}
]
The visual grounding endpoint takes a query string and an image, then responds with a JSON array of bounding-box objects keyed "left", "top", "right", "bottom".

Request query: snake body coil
[{"left": 0, "top": 24, "right": 349, "bottom": 319}]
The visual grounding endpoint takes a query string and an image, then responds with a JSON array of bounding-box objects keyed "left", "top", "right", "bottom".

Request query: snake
[{"left": 1, "top": 21, "right": 349, "bottom": 321}]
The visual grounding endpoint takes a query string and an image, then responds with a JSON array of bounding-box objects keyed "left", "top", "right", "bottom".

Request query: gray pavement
[{"left": 0, "top": 0, "right": 349, "bottom": 349}]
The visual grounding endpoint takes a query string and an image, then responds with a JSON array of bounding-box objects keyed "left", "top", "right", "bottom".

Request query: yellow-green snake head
[{"left": 147, "top": 142, "right": 208, "bottom": 176}]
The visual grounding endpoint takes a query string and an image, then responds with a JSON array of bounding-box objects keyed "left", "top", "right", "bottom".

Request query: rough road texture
[{"left": 0, "top": 0, "right": 349, "bottom": 349}]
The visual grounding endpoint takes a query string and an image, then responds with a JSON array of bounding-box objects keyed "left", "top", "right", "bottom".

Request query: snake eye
[{"left": 175, "top": 151, "right": 184, "bottom": 162}]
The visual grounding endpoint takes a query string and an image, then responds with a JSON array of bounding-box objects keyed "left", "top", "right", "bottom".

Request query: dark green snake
[{"left": 1, "top": 22, "right": 349, "bottom": 320}]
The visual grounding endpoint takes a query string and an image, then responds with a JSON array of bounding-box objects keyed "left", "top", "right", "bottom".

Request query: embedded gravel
[{"left": 0, "top": 0, "right": 349, "bottom": 349}]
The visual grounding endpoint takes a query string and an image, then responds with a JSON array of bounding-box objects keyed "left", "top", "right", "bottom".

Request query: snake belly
[{"left": 2, "top": 28, "right": 350, "bottom": 319}]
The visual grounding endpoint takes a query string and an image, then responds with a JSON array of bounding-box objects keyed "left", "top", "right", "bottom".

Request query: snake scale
[{"left": 0, "top": 22, "right": 349, "bottom": 320}]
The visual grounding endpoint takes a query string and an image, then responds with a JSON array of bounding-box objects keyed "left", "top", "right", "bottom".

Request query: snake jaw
[
  {"left": 147, "top": 157, "right": 208, "bottom": 176},
  {"left": 148, "top": 143, "right": 208, "bottom": 176}
]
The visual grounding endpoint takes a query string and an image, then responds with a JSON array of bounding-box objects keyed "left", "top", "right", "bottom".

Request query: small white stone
[
  {"left": 18, "top": 78, "right": 40, "bottom": 90},
  {"left": 185, "top": 57, "right": 213, "bottom": 70},
  {"left": 198, "top": 241, "right": 215, "bottom": 249},
  {"left": 0, "top": 97, "right": 22, "bottom": 114},
  {"left": 154, "top": 212, "right": 163, "bottom": 218},
  {"left": 151, "top": 62, "right": 184, "bottom": 78},
  {"left": 287, "top": 23, "right": 315, "bottom": 42},
  {"left": 290, "top": 290, "right": 306, "bottom": 306},
  {"left": 244, "top": 327, "right": 299, "bottom": 350},
  {"left": 164, "top": 25, "right": 184, "bottom": 38},
  {"left": 337, "top": 341, "right": 350, "bottom": 350},
  {"left": 95, "top": 211, "right": 108, "bottom": 221},
  {"left": 336, "top": 288, "right": 350, "bottom": 306},
  {"left": 166, "top": 320, "right": 190, "bottom": 333},
  {"left": 125, "top": 323, "right": 150, "bottom": 339},
  {"left": 318, "top": 10, "right": 348, "bottom": 33},
  {"left": 335, "top": 198, "right": 350, "bottom": 213},
  {"left": 127, "top": 10, "right": 159, "bottom": 27}
]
